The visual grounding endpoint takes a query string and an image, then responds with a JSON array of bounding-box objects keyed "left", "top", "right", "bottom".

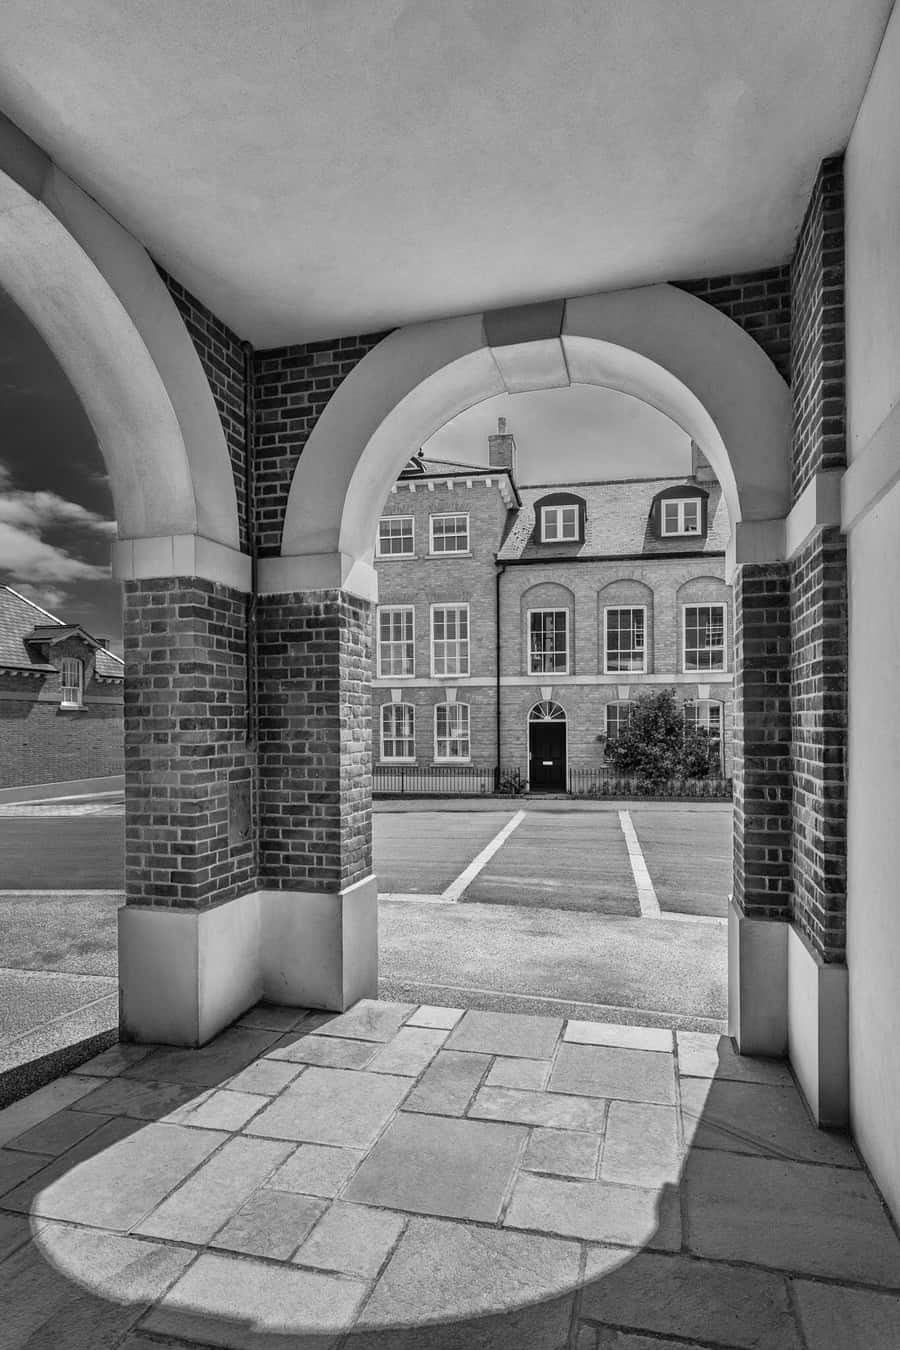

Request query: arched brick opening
[{"left": 251, "top": 289, "right": 795, "bottom": 1074}]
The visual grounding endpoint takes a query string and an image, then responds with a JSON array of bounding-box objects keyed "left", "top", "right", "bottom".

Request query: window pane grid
[
  {"left": 377, "top": 606, "right": 414, "bottom": 677},
  {"left": 430, "top": 514, "right": 469, "bottom": 553},
  {"left": 661, "top": 498, "right": 702, "bottom": 536},
  {"left": 605, "top": 702, "right": 633, "bottom": 740},
  {"left": 541, "top": 505, "right": 579, "bottom": 542},
  {"left": 529, "top": 610, "right": 568, "bottom": 673},
  {"left": 60, "top": 658, "right": 83, "bottom": 706},
  {"left": 684, "top": 605, "right": 725, "bottom": 671},
  {"left": 435, "top": 703, "right": 470, "bottom": 759},
  {"left": 381, "top": 703, "right": 415, "bottom": 759},
  {"left": 377, "top": 516, "right": 414, "bottom": 556},
  {"left": 605, "top": 608, "right": 646, "bottom": 673},
  {"left": 431, "top": 605, "right": 469, "bottom": 676}
]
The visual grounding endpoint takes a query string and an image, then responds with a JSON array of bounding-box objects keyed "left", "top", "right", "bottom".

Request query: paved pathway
[{"left": 1, "top": 999, "right": 898, "bottom": 1348}]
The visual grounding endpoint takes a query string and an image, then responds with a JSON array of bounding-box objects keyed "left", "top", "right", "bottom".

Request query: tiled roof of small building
[
  {"left": 0, "top": 586, "right": 124, "bottom": 677},
  {"left": 497, "top": 476, "right": 729, "bottom": 561}
]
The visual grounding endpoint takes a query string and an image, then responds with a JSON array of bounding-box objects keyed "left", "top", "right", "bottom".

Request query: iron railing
[{"left": 373, "top": 763, "right": 730, "bottom": 799}]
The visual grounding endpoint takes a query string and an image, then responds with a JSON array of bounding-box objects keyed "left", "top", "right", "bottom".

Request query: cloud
[
  {"left": 11, "top": 583, "right": 70, "bottom": 614},
  {"left": 0, "top": 459, "right": 114, "bottom": 595},
  {"left": 0, "top": 461, "right": 117, "bottom": 536}
]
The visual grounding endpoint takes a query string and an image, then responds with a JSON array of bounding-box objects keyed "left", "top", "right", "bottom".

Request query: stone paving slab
[
  {"left": 470, "top": 1082, "right": 608, "bottom": 1132},
  {"left": 134, "top": 1135, "right": 293, "bottom": 1244},
  {"left": 445, "top": 1009, "right": 564, "bottom": 1058},
  {"left": 578, "top": 1248, "right": 801, "bottom": 1348},
  {"left": 684, "top": 1149, "right": 900, "bottom": 1285},
  {"left": 680, "top": 1075, "right": 862, "bottom": 1167},
  {"left": 267, "top": 1032, "right": 378, "bottom": 1069},
  {"left": 245, "top": 1066, "right": 412, "bottom": 1147},
  {"left": 345, "top": 1111, "right": 527, "bottom": 1222},
  {"left": 353, "top": 1216, "right": 580, "bottom": 1350},
  {"left": 295, "top": 1199, "right": 406, "bottom": 1278},
  {"left": 213, "top": 1188, "right": 326, "bottom": 1260},
  {"left": 792, "top": 1277, "right": 900, "bottom": 1349},
  {"left": 504, "top": 1172, "right": 682, "bottom": 1249},
  {"left": 676, "top": 1030, "right": 794, "bottom": 1085},
  {"left": 141, "top": 1249, "right": 368, "bottom": 1349},
  {"left": 400, "top": 1048, "right": 490, "bottom": 1116},
  {"left": 550, "top": 1042, "right": 676, "bottom": 1105},
  {"left": 0, "top": 997, "right": 898, "bottom": 1350}
]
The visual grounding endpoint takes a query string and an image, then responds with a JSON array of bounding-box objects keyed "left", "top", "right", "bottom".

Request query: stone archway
[
  {"left": 274, "top": 285, "right": 792, "bottom": 600},
  {"left": 255, "top": 288, "right": 795, "bottom": 1064},
  {"left": 0, "top": 111, "right": 242, "bottom": 562}
]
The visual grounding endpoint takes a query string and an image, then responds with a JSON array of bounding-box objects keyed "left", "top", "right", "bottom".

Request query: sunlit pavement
[{"left": 1, "top": 999, "right": 899, "bottom": 1349}]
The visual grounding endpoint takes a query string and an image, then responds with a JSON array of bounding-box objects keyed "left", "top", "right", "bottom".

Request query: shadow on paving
[{"left": 1, "top": 1000, "right": 899, "bottom": 1349}]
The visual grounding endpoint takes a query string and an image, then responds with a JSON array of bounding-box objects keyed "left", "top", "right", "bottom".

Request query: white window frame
[
  {"left": 683, "top": 604, "right": 727, "bottom": 673},
  {"left": 430, "top": 604, "right": 470, "bottom": 677},
  {"left": 429, "top": 513, "right": 470, "bottom": 555},
  {"left": 661, "top": 498, "right": 702, "bottom": 536},
  {"left": 434, "top": 702, "right": 471, "bottom": 761},
  {"left": 527, "top": 608, "right": 569, "bottom": 675},
  {"left": 605, "top": 701, "right": 633, "bottom": 741},
  {"left": 376, "top": 515, "right": 415, "bottom": 558},
  {"left": 59, "top": 657, "right": 84, "bottom": 709},
  {"left": 380, "top": 702, "right": 416, "bottom": 761},
  {"left": 604, "top": 606, "right": 647, "bottom": 675},
  {"left": 376, "top": 605, "right": 415, "bottom": 679},
  {"left": 540, "top": 504, "right": 579, "bottom": 543}
]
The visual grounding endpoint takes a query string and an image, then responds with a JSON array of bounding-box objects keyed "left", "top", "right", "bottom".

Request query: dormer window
[
  {"left": 541, "top": 505, "right": 579, "bottom": 542},
  {"left": 60, "top": 657, "right": 84, "bottom": 708},
  {"left": 661, "top": 498, "right": 701, "bottom": 536}
]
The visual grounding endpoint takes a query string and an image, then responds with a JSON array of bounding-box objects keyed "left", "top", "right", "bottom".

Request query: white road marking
[
  {"left": 379, "top": 893, "right": 446, "bottom": 904},
  {"left": 440, "top": 810, "right": 527, "bottom": 902},
  {"left": 618, "top": 809, "right": 661, "bottom": 918}
]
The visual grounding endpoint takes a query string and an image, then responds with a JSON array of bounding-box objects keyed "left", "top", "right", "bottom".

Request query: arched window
[
  {"left": 434, "top": 703, "right": 470, "bottom": 760},
  {"left": 381, "top": 703, "right": 415, "bottom": 760},
  {"left": 528, "top": 700, "right": 566, "bottom": 722}
]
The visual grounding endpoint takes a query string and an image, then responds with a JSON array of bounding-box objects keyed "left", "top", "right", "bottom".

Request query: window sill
[
  {"left": 378, "top": 760, "right": 417, "bottom": 766},
  {"left": 432, "top": 760, "right": 472, "bottom": 766},
  {"left": 427, "top": 551, "right": 473, "bottom": 559},
  {"left": 58, "top": 703, "right": 86, "bottom": 712},
  {"left": 376, "top": 554, "right": 416, "bottom": 562}
]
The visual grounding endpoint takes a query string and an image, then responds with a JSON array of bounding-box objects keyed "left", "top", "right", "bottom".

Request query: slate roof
[
  {"left": 0, "top": 586, "right": 124, "bottom": 678},
  {"left": 497, "top": 476, "right": 729, "bottom": 561},
  {"left": 401, "top": 451, "right": 504, "bottom": 479}
]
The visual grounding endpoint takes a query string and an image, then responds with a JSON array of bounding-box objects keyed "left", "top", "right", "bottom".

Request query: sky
[
  {"left": 0, "top": 286, "right": 121, "bottom": 651},
  {"left": 1, "top": 285, "right": 692, "bottom": 653}
]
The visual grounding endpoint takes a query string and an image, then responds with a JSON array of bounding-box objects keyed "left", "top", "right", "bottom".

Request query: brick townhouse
[
  {"left": 0, "top": 585, "right": 123, "bottom": 789},
  {"left": 373, "top": 421, "right": 733, "bottom": 790}
]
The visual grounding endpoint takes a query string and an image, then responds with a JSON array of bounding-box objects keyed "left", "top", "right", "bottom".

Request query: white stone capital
[
  {"left": 257, "top": 552, "right": 378, "bottom": 602},
  {"left": 112, "top": 534, "right": 252, "bottom": 592}
]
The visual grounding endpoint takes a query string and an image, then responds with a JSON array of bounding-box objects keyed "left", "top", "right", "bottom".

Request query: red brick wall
[
  {"left": 0, "top": 674, "right": 122, "bottom": 788},
  {"left": 253, "top": 335, "right": 389, "bottom": 556},
  {"left": 672, "top": 267, "right": 792, "bottom": 383},
  {"left": 123, "top": 578, "right": 255, "bottom": 909},
  {"left": 790, "top": 528, "right": 848, "bottom": 961},
  {"left": 256, "top": 590, "right": 373, "bottom": 890},
  {"left": 157, "top": 269, "right": 251, "bottom": 551},
  {"left": 787, "top": 157, "right": 848, "bottom": 964},
  {"left": 732, "top": 564, "right": 793, "bottom": 920},
  {"left": 790, "top": 156, "right": 846, "bottom": 498}
]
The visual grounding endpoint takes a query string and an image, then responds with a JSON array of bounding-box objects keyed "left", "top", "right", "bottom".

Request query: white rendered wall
[{"left": 844, "top": 0, "right": 900, "bottom": 1222}]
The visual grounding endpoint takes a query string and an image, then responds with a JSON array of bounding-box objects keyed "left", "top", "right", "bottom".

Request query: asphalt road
[{"left": 0, "top": 794, "right": 732, "bottom": 1032}]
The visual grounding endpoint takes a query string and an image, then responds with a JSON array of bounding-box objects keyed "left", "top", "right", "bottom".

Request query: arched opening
[
  {"left": 527, "top": 700, "right": 568, "bottom": 793},
  {"left": 275, "top": 287, "right": 792, "bottom": 1045}
]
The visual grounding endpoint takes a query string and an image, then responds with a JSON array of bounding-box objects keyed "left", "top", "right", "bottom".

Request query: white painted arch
[
  {"left": 0, "top": 113, "right": 241, "bottom": 556},
  {"left": 278, "top": 284, "right": 792, "bottom": 598}
]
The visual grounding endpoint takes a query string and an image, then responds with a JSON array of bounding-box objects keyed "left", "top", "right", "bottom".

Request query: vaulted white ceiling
[{"left": 0, "top": 1, "right": 893, "bottom": 345}]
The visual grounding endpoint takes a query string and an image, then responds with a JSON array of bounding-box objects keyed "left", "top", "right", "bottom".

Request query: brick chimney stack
[
  {"left": 488, "top": 416, "right": 517, "bottom": 479},
  {"left": 690, "top": 440, "right": 717, "bottom": 483}
]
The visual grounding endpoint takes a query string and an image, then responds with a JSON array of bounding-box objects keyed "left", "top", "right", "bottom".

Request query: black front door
[{"left": 529, "top": 721, "right": 566, "bottom": 791}]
